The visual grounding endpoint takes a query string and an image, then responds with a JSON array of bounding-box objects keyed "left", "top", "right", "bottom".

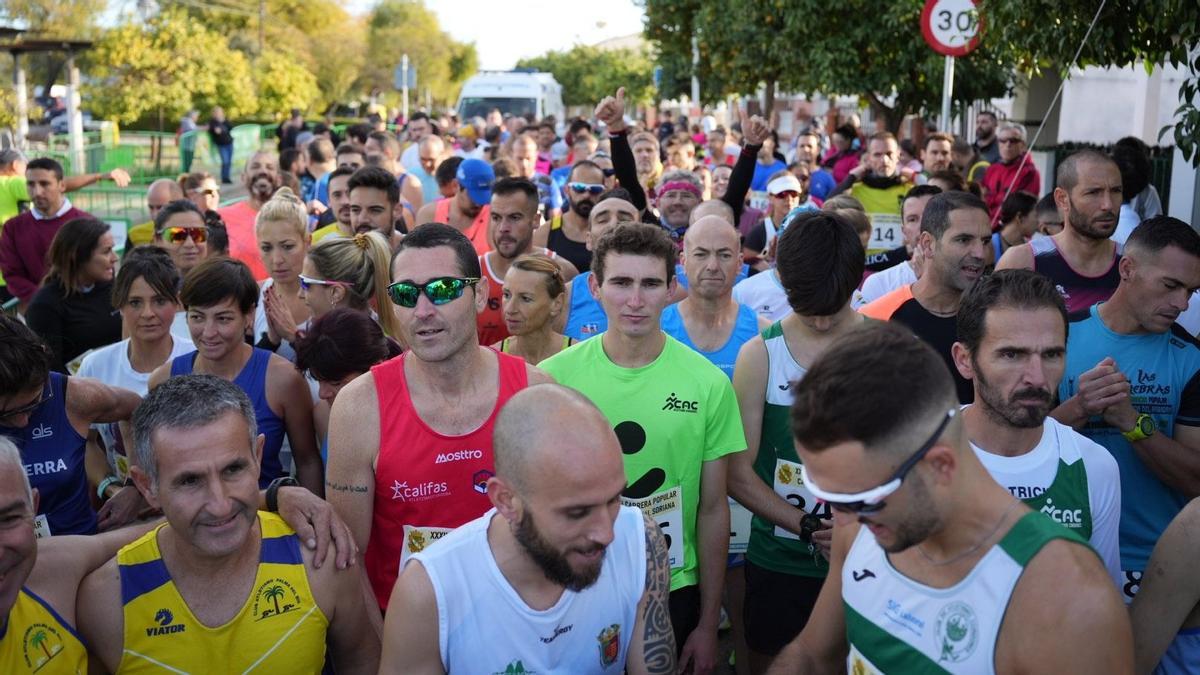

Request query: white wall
[{"left": 1057, "top": 62, "right": 1190, "bottom": 145}]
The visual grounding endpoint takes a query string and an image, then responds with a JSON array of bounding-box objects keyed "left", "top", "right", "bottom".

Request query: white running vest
[
  {"left": 414, "top": 505, "right": 646, "bottom": 674},
  {"left": 842, "top": 511, "right": 1081, "bottom": 674}
]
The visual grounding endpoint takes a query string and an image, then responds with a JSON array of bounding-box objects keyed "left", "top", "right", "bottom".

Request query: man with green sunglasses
[
  {"left": 326, "top": 223, "right": 553, "bottom": 612},
  {"left": 767, "top": 323, "right": 1131, "bottom": 675}
]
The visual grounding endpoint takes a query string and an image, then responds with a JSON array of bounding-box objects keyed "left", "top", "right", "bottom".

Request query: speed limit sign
[{"left": 921, "top": 0, "right": 983, "bottom": 57}]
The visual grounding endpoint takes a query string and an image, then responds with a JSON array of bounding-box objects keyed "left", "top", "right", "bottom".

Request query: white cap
[{"left": 767, "top": 174, "right": 803, "bottom": 195}]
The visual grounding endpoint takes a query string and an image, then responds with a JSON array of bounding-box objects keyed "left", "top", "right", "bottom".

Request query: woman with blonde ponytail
[
  {"left": 301, "top": 231, "right": 401, "bottom": 340},
  {"left": 253, "top": 187, "right": 312, "bottom": 360}
]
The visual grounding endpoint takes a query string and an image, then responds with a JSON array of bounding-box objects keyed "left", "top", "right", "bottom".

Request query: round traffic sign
[{"left": 921, "top": 0, "right": 983, "bottom": 57}]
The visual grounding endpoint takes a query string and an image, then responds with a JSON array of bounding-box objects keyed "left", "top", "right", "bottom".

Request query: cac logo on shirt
[
  {"left": 936, "top": 601, "right": 978, "bottom": 663},
  {"left": 21, "top": 622, "right": 66, "bottom": 669},
  {"left": 252, "top": 578, "right": 302, "bottom": 621}
]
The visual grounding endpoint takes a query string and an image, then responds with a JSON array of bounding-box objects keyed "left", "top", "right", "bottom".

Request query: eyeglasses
[
  {"left": 568, "top": 182, "right": 606, "bottom": 195},
  {"left": 799, "top": 409, "right": 957, "bottom": 515},
  {"left": 998, "top": 138, "right": 1023, "bottom": 145},
  {"left": 0, "top": 383, "right": 52, "bottom": 424},
  {"left": 387, "top": 277, "right": 480, "bottom": 308},
  {"left": 189, "top": 188, "right": 220, "bottom": 198},
  {"left": 157, "top": 226, "right": 208, "bottom": 245},
  {"left": 298, "top": 275, "right": 353, "bottom": 293}
]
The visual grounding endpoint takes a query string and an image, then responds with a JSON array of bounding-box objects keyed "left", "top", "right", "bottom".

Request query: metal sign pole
[
  {"left": 401, "top": 53, "right": 410, "bottom": 122},
  {"left": 941, "top": 55, "right": 955, "bottom": 131}
]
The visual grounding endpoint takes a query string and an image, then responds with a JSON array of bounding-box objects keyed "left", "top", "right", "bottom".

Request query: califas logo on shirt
[
  {"left": 145, "top": 608, "right": 186, "bottom": 636},
  {"left": 661, "top": 392, "right": 699, "bottom": 413},
  {"left": 435, "top": 449, "right": 484, "bottom": 464},
  {"left": 252, "top": 577, "right": 303, "bottom": 621},
  {"left": 391, "top": 480, "right": 449, "bottom": 502}
]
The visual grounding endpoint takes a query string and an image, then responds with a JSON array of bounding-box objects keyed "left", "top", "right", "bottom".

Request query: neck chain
[{"left": 917, "top": 498, "right": 1021, "bottom": 567}]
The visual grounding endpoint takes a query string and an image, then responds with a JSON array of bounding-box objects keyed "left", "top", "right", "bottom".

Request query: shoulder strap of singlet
[
  {"left": 859, "top": 284, "right": 914, "bottom": 321},
  {"left": 998, "top": 511, "right": 1090, "bottom": 566},
  {"left": 563, "top": 335, "right": 574, "bottom": 348},
  {"left": 1029, "top": 235, "right": 1056, "bottom": 256},
  {"left": 550, "top": 214, "right": 562, "bottom": 231},
  {"left": 495, "top": 350, "right": 529, "bottom": 393},
  {"left": 499, "top": 337, "right": 511, "bottom": 353}
]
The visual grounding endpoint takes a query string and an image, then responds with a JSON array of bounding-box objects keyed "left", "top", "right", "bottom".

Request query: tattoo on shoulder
[
  {"left": 325, "top": 481, "right": 369, "bottom": 494},
  {"left": 639, "top": 514, "right": 677, "bottom": 674}
]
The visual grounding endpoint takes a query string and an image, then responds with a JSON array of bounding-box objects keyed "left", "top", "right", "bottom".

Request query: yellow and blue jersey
[
  {"left": 117, "top": 511, "right": 329, "bottom": 674},
  {"left": 0, "top": 587, "right": 87, "bottom": 674}
]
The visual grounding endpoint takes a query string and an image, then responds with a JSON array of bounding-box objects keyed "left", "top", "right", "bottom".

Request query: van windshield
[{"left": 458, "top": 97, "right": 537, "bottom": 120}]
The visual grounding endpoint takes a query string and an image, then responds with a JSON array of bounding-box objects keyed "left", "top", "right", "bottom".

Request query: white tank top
[
  {"left": 842, "top": 511, "right": 1082, "bottom": 674},
  {"left": 414, "top": 505, "right": 646, "bottom": 674}
]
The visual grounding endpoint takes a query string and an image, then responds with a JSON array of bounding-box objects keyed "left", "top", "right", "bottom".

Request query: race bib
[
  {"left": 1122, "top": 569, "right": 1142, "bottom": 603},
  {"left": 772, "top": 458, "right": 830, "bottom": 540},
  {"left": 866, "top": 212, "right": 902, "bottom": 253},
  {"left": 33, "top": 514, "right": 51, "bottom": 539},
  {"left": 398, "top": 524, "right": 454, "bottom": 570},
  {"left": 623, "top": 486, "right": 684, "bottom": 570},
  {"left": 747, "top": 189, "right": 769, "bottom": 212},
  {"left": 728, "top": 497, "right": 753, "bottom": 554},
  {"left": 848, "top": 644, "right": 884, "bottom": 675}
]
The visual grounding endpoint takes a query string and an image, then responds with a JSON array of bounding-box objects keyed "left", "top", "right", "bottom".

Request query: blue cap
[{"left": 456, "top": 158, "right": 495, "bottom": 207}]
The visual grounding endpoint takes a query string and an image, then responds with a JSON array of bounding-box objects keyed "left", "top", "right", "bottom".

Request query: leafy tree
[
  {"left": 253, "top": 48, "right": 321, "bottom": 117},
  {"left": 84, "top": 10, "right": 256, "bottom": 126},
  {"left": 980, "top": 0, "right": 1200, "bottom": 162},
  {"left": 643, "top": 0, "right": 1015, "bottom": 131},
  {"left": 517, "top": 45, "right": 657, "bottom": 108},
  {"left": 360, "top": 0, "right": 479, "bottom": 108}
]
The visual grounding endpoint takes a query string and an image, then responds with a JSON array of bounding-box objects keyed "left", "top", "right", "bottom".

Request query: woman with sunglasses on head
[
  {"left": 26, "top": 217, "right": 122, "bottom": 373},
  {"left": 493, "top": 253, "right": 573, "bottom": 365},
  {"left": 148, "top": 257, "right": 322, "bottom": 494},
  {"left": 180, "top": 171, "right": 220, "bottom": 213},
  {"left": 301, "top": 231, "right": 401, "bottom": 341},
  {"left": 252, "top": 188, "right": 312, "bottom": 361},
  {"left": 77, "top": 247, "right": 194, "bottom": 530},
  {"left": 293, "top": 308, "right": 402, "bottom": 464}
]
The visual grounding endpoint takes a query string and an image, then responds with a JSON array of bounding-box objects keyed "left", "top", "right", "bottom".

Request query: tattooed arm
[{"left": 627, "top": 513, "right": 677, "bottom": 675}]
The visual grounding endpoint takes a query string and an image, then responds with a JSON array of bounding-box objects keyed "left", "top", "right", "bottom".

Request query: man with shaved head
[
  {"left": 380, "top": 384, "right": 677, "bottom": 674},
  {"left": 996, "top": 149, "right": 1123, "bottom": 313}
]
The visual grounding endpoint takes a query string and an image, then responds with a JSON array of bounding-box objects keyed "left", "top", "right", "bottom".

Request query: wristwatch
[
  {"left": 1122, "top": 413, "right": 1157, "bottom": 443},
  {"left": 799, "top": 513, "right": 823, "bottom": 544},
  {"left": 265, "top": 476, "right": 300, "bottom": 513}
]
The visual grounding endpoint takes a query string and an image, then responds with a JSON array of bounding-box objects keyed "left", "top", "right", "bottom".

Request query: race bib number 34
[
  {"left": 773, "top": 459, "right": 830, "bottom": 540},
  {"left": 623, "top": 486, "right": 684, "bottom": 570}
]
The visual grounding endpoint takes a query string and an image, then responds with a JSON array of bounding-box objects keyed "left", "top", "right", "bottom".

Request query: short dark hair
[
  {"left": 395, "top": 222, "right": 481, "bottom": 278},
  {"left": 1110, "top": 137, "right": 1152, "bottom": 203},
  {"left": 280, "top": 148, "right": 303, "bottom": 174},
  {"left": 435, "top": 156, "right": 463, "bottom": 187},
  {"left": 921, "top": 191, "right": 988, "bottom": 240},
  {"left": 112, "top": 246, "right": 181, "bottom": 308},
  {"left": 366, "top": 130, "right": 400, "bottom": 158},
  {"left": 956, "top": 269, "right": 1068, "bottom": 354},
  {"left": 294, "top": 308, "right": 402, "bottom": 383},
  {"left": 180, "top": 257, "right": 258, "bottom": 313},
  {"left": 790, "top": 322, "right": 957, "bottom": 456},
  {"left": 903, "top": 184, "right": 942, "bottom": 209},
  {"left": 345, "top": 123, "right": 372, "bottom": 145},
  {"left": 336, "top": 142, "right": 363, "bottom": 158},
  {"left": 977, "top": 110, "right": 998, "bottom": 122},
  {"left": 1056, "top": 149, "right": 1117, "bottom": 192},
  {"left": 591, "top": 223, "right": 676, "bottom": 285},
  {"left": 0, "top": 314, "right": 51, "bottom": 393},
  {"left": 348, "top": 166, "right": 399, "bottom": 205},
  {"left": 598, "top": 187, "right": 635, "bottom": 204},
  {"left": 307, "top": 137, "right": 335, "bottom": 164},
  {"left": 26, "top": 157, "right": 64, "bottom": 181},
  {"left": 1126, "top": 216, "right": 1200, "bottom": 259},
  {"left": 154, "top": 199, "right": 203, "bottom": 231},
  {"left": 408, "top": 111, "right": 430, "bottom": 124},
  {"left": 45, "top": 217, "right": 111, "bottom": 293},
  {"left": 567, "top": 160, "right": 603, "bottom": 182},
  {"left": 491, "top": 177, "right": 539, "bottom": 213},
  {"left": 327, "top": 166, "right": 356, "bottom": 184},
  {"left": 833, "top": 124, "right": 857, "bottom": 141},
  {"left": 924, "top": 132, "right": 954, "bottom": 149},
  {"left": 204, "top": 211, "right": 229, "bottom": 256},
  {"left": 927, "top": 169, "right": 966, "bottom": 192},
  {"left": 1035, "top": 193, "right": 1061, "bottom": 222},
  {"left": 776, "top": 211, "right": 865, "bottom": 315},
  {"left": 999, "top": 191, "right": 1038, "bottom": 226}
]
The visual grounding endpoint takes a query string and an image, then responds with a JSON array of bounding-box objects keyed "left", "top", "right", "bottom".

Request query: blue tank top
[
  {"left": 0, "top": 372, "right": 95, "bottom": 535},
  {"left": 170, "top": 348, "right": 286, "bottom": 487},
  {"left": 563, "top": 271, "right": 607, "bottom": 341},
  {"left": 674, "top": 263, "right": 750, "bottom": 291},
  {"left": 1157, "top": 628, "right": 1200, "bottom": 674},
  {"left": 660, "top": 303, "right": 759, "bottom": 379}
]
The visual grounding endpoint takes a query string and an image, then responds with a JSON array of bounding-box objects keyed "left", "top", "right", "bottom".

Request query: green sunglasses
[{"left": 387, "top": 277, "right": 480, "bottom": 308}]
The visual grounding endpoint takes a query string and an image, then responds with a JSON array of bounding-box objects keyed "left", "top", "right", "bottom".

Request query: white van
[{"left": 456, "top": 70, "right": 565, "bottom": 124}]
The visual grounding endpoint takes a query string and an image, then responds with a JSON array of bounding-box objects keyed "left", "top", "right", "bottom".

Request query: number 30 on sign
[{"left": 921, "top": 0, "right": 983, "bottom": 57}]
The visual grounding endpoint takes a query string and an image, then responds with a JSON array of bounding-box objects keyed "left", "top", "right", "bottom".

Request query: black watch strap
[{"left": 266, "top": 476, "right": 300, "bottom": 512}]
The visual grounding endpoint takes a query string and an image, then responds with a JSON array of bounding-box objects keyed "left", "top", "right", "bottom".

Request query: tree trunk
[
  {"left": 866, "top": 92, "right": 902, "bottom": 135},
  {"left": 763, "top": 78, "right": 776, "bottom": 125}
]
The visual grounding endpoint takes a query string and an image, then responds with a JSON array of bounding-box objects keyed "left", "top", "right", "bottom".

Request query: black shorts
[
  {"left": 743, "top": 560, "right": 825, "bottom": 655},
  {"left": 669, "top": 585, "right": 700, "bottom": 655}
]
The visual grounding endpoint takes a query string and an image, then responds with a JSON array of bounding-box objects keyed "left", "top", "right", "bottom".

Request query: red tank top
[
  {"left": 476, "top": 248, "right": 556, "bottom": 346},
  {"left": 434, "top": 198, "right": 492, "bottom": 255},
  {"left": 366, "top": 350, "right": 528, "bottom": 609}
]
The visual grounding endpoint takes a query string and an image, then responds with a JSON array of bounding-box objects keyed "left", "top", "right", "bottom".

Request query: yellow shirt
[
  {"left": 850, "top": 182, "right": 909, "bottom": 254},
  {"left": 127, "top": 221, "right": 155, "bottom": 248},
  {"left": 0, "top": 588, "right": 87, "bottom": 674},
  {"left": 117, "top": 512, "right": 329, "bottom": 674},
  {"left": 311, "top": 224, "right": 345, "bottom": 244}
]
